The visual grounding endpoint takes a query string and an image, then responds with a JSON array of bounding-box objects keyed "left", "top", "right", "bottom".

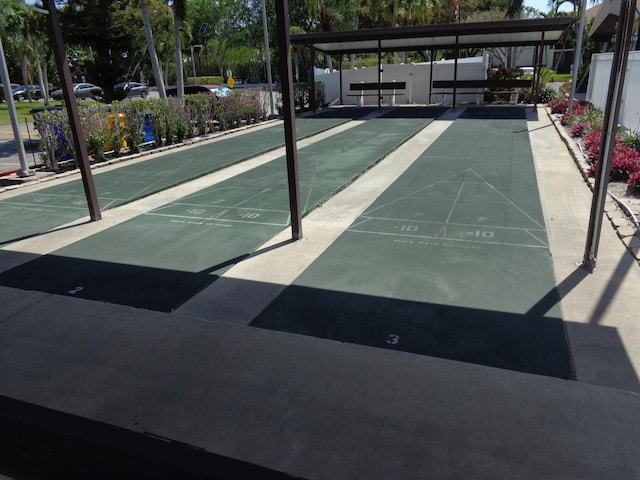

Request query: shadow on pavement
[
  {"left": 251, "top": 284, "right": 577, "bottom": 379},
  {"left": 0, "top": 395, "right": 300, "bottom": 480}
]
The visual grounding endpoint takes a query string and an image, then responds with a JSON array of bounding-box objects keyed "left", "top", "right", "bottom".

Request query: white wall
[
  {"left": 586, "top": 51, "right": 640, "bottom": 133},
  {"left": 314, "top": 53, "right": 489, "bottom": 106}
]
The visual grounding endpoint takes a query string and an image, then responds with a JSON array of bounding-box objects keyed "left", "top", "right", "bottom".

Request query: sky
[{"left": 524, "top": 0, "right": 577, "bottom": 14}]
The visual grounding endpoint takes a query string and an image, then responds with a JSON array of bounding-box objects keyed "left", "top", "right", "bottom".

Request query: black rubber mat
[
  {"left": 459, "top": 106, "right": 527, "bottom": 119},
  {"left": 307, "top": 107, "right": 379, "bottom": 118},
  {"left": 378, "top": 106, "right": 449, "bottom": 119}
]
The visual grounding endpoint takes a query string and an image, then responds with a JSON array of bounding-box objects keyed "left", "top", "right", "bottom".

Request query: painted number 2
[{"left": 67, "top": 286, "right": 84, "bottom": 295}]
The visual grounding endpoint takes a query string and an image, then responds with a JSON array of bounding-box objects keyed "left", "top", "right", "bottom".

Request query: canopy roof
[
  {"left": 291, "top": 17, "right": 574, "bottom": 54},
  {"left": 589, "top": 0, "right": 640, "bottom": 42}
]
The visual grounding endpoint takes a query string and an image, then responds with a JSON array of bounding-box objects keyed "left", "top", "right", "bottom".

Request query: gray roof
[{"left": 291, "top": 17, "right": 575, "bottom": 54}]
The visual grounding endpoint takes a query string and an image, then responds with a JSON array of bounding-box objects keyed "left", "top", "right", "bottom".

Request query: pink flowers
[{"left": 549, "top": 98, "right": 640, "bottom": 191}]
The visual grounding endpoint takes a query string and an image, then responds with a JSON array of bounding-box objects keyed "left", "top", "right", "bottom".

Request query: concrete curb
[
  {"left": 0, "top": 118, "right": 281, "bottom": 194},
  {"left": 545, "top": 107, "right": 640, "bottom": 265}
]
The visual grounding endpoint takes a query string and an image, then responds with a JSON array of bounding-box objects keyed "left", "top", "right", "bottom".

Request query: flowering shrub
[
  {"left": 549, "top": 98, "right": 640, "bottom": 200},
  {"left": 32, "top": 108, "right": 72, "bottom": 170},
  {"left": 547, "top": 97, "right": 583, "bottom": 114},
  {"left": 587, "top": 144, "right": 640, "bottom": 181},
  {"left": 628, "top": 170, "right": 640, "bottom": 191},
  {"left": 584, "top": 130, "right": 623, "bottom": 163},
  {"left": 571, "top": 122, "right": 591, "bottom": 137},
  {"left": 560, "top": 103, "right": 596, "bottom": 127},
  {"left": 611, "top": 146, "right": 640, "bottom": 181}
]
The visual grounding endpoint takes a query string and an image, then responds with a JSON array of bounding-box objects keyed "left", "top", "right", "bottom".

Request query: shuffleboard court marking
[
  {"left": 348, "top": 168, "right": 548, "bottom": 249},
  {"left": 0, "top": 114, "right": 440, "bottom": 311},
  {"left": 0, "top": 117, "right": 353, "bottom": 247},
  {"left": 145, "top": 204, "right": 290, "bottom": 228}
]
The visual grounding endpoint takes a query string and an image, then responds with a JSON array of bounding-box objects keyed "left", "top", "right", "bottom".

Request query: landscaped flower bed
[
  {"left": 547, "top": 97, "right": 640, "bottom": 193},
  {"left": 31, "top": 90, "right": 266, "bottom": 172}
]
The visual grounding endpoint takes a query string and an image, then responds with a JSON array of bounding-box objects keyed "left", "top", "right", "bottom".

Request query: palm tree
[
  {"left": 140, "top": 0, "right": 167, "bottom": 100},
  {"left": 506, "top": 0, "right": 523, "bottom": 18}
]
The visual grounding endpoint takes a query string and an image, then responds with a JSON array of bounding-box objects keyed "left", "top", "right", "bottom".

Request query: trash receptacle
[
  {"left": 106, "top": 113, "right": 127, "bottom": 151},
  {"left": 143, "top": 112, "right": 155, "bottom": 143}
]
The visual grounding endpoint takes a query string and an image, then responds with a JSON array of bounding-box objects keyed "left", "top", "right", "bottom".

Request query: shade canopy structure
[
  {"left": 275, "top": 14, "right": 576, "bottom": 238},
  {"left": 589, "top": 0, "right": 639, "bottom": 42},
  {"left": 290, "top": 17, "right": 574, "bottom": 55}
]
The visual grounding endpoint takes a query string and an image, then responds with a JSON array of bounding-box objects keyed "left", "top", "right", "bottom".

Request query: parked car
[
  {"left": 51, "top": 82, "right": 103, "bottom": 101},
  {"left": 12, "top": 85, "right": 44, "bottom": 101},
  {"left": 114, "top": 81, "right": 149, "bottom": 98},
  {"left": 165, "top": 84, "right": 232, "bottom": 97},
  {"left": 0, "top": 83, "right": 19, "bottom": 103}
]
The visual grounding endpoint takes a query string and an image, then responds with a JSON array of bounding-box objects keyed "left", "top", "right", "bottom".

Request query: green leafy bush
[
  {"left": 29, "top": 89, "right": 266, "bottom": 172},
  {"left": 80, "top": 105, "right": 109, "bottom": 162},
  {"left": 32, "top": 108, "right": 71, "bottom": 171},
  {"left": 276, "top": 82, "right": 325, "bottom": 113}
]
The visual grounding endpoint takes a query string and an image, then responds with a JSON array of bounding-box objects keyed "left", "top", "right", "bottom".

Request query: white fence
[
  {"left": 315, "top": 53, "right": 490, "bottom": 106},
  {"left": 586, "top": 50, "right": 640, "bottom": 133}
]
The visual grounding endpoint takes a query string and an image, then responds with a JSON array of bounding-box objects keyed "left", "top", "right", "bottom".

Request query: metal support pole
[
  {"left": 310, "top": 47, "right": 316, "bottom": 111},
  {"left": 582, "top": 0, "right": 636, "bottom": 271},
  {"left": 534, "top": 32, "right": 545, "bottom": 110},
  {"left": 43, "top": 0, "right": 101, "bottom": 221},
  {"left": 275, "top": 0, "right": 302, "bottom": 240},
  {"left": 191, "top": 45, "right": 196, "bottom": 78},
  {"left": 339, "top": 55, "right": 343, "bottom": 105},
  {"left": 429, "top": 49, "right": 435, "bottom": 104},
  {"left": 378, "top": 40, "right": 382, "bottom": 109},
  {"left": 453, "top": 36, "right": 459, "bottom": 108},
  {"left": 0, "top": 37, "right": 32, "bottom": 177},
  {"left": 261, "top": 0, "right": 275, "bottom": 117},
  {"left": 532, "top": 44, "right": 539, "bottom": 110},
  {"left": 568, "top": 0, "right": 588, "bottom": 113}
]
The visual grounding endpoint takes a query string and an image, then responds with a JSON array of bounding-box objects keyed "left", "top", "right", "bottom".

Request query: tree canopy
[{"left": 1, "top": 0, "right": 580, "bottom": 92}]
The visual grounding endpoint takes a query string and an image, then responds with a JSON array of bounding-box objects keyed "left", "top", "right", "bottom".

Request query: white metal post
[
  {"left": 0, "top": 36, "right": 32, "bottom": 177},
  {"left": 262, "top": 0, "right": 275, "bottom": 117}
]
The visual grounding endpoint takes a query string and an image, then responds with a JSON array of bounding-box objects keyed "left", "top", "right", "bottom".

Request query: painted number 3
[{"left": 386, "top": 334, "right": 400, "bottom": 345}]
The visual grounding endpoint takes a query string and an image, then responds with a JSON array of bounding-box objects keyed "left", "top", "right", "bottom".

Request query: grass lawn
[
  {"left": 0, "top": 101, "right": 53, "bottom": 126},
  {"left": 551, "top": 73, "right": 572, "bottom": 82},
  {"left": 0, "top": 100, "right": 97, "bottom": 126}
]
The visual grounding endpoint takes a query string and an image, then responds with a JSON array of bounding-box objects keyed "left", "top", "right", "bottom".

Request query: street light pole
[
  {"left": 0, "top": 36, "right": 33, "bottom": 177},
  {"left": 261, "top": 0, "right": 275, "bottom": 116},
  {"left": 568, "top": 0, "right": 587, "bottom": 113},
  {"left": 190, "top": 44, "right": 202, "bottom": 79}
]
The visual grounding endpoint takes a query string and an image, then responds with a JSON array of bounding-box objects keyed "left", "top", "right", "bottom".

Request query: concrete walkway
[{"left": 0, "top": 106, "right": 639, "bottom": 479}]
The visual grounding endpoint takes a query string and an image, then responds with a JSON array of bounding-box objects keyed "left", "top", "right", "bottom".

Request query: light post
[
  {"left": 261, "top": 0, "right": 275, "bottom": 116},
  {"left": 190, "top": 44, "right": 202, "bottom": 79},
  {"left": 0, "top": 36, "right": 32, "bottom": 177}
]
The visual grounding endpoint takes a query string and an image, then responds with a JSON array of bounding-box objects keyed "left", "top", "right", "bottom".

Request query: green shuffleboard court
[
  {"left": 252, "top": 106, "right": 575, "bottom": 379},
  {"left": 0, "top": 109, "right": 446, "bottom": 311},
  {"left": 0, "top": 117, "right": 348, "bottom": 246}
]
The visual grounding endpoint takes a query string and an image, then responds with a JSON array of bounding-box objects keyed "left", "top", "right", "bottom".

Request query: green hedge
[
  {"left": 32, "top": 91, "right": 266, "bottom": 171},
  {"left": 186, "top": 76, "right": 225, "bottom": 85}
]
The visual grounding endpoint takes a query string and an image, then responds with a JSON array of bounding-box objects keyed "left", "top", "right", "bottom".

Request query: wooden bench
[
  {"left": 348, "top": 81, "right": 407, "bottom": 105},
  {"left": 432, "top": 79, "right": 533, "bottom": 105}
]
